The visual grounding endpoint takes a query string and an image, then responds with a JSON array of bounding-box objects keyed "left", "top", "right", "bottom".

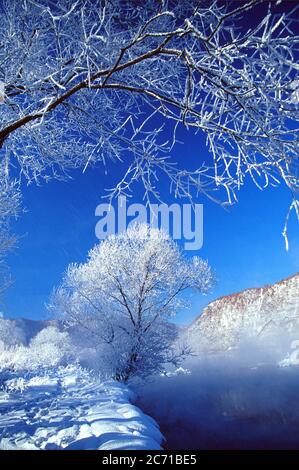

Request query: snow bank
[
  {"left": 135, "top": 357, "right": 299, "bottom": 450},
  {"left": 0, "top": 366, "right": 163, "bottom": 450}
]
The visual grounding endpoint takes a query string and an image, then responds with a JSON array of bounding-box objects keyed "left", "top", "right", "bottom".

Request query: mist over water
[{"left": 134, "top": 348, "right": 299, "bottom": 450}]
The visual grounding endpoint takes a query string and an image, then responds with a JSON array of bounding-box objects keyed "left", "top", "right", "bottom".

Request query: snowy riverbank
[{"left": 0, "top": 365, "right": 163, "bottom": 450}]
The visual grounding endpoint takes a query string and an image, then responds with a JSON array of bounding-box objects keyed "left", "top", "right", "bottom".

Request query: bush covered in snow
[
  {"left": 279, "top": 340, "right": 299, "bottom": 368},
  {"left": 0, "top": 326, "right": 75, "bottom": 373}
]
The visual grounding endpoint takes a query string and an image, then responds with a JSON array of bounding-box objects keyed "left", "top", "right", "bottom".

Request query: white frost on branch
[
  {"left": 0, "top": 0, "right": 297, "bottom": 243},
  {"left": 0, "top": 171, "right": 20, "bottom": 294},
  {"left": 290, "top": 80, "right": 299, "bottom": 104},
  {"left": 0, "top": 2, "right": 298, "bottom": 196},
  {"left": 0, "top": 82, "right": 4, "bottom": 104}
]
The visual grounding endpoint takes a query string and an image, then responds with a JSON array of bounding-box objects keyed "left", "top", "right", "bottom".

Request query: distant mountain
[{"left": 186, "top": 273, "right": 299, "bottom": 353}]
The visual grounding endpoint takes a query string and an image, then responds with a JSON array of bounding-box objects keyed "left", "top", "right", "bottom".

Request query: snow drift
[{"left": 0, "top": 366, "right": 163, "bottom": 450}]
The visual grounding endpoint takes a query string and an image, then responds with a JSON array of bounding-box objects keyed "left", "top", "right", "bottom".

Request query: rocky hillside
[{"left": 187, "top": 273, "right": 299, "bottom": 353}]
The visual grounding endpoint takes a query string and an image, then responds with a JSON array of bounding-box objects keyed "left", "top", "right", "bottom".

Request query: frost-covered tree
[
  {"left": 50, "top": 224, "right": 214, "bottom": 381},
  {"left": 0, "top": 174, "right": 20, "bottom": 294},
  {"left": 0, "top": 317, "right": 25, "bottom": 348},
  {"left": 0, "top": 0, "right": 298, "bottom": 235},
  {"left": 0, "top": 325, "right": 74, "bottom": 372}
]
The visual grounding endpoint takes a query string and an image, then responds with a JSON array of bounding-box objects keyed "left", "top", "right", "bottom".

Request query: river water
[{"left": 135, "top": 360, "right": 299, "bottom": 450}]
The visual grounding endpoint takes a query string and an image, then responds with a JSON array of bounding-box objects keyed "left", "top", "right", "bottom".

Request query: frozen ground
[{"left": 0, "top": 366, "right": 163, "bottom": 450}]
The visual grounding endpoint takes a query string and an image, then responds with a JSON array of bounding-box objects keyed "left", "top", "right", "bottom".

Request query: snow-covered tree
[
  {"left": 50, "top": 223, "right": 214, "bottom": 381},
  {"left": 0, "top": 174, "right": 20, "bottom": 295},
  {"left": 0, "top": 0, "right": 298, "bottom": 231}
]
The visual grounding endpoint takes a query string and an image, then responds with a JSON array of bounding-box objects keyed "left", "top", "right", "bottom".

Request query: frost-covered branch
[
  {"left": 0, "top": 171, "right": 20, "bottom": 295},
  {"left": 0, "top": 0, "right": 297, "bottom": 219}
]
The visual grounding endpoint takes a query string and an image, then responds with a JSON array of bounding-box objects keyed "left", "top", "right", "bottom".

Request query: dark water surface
[{"left": 135, "top": 362, "right": 299, "bottom": 450}]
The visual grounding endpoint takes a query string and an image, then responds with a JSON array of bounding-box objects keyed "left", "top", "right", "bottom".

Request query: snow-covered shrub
[
  {"left": 28, "top": 326, "right": 75, "bottom": 369},
  {"left": 279, "top": 340, "right": 299, "bottom": 368},
  {"left": 4, "top": 376, "right": 26, "bottom": 393},
  {"left": 0, "top": 326, "right": 75, "bottom": 372}
]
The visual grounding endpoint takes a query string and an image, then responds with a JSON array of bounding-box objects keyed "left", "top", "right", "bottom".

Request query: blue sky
[{"left": 4, "top": 135, "right": 299, "bottom": 324}]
